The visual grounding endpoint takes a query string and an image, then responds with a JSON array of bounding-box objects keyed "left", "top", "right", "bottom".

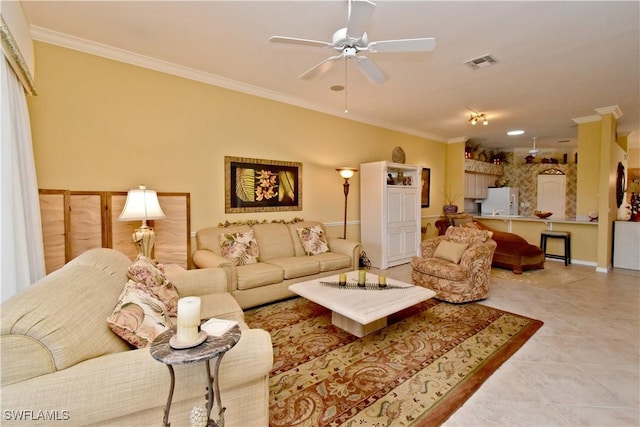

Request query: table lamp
[{"left": 119, "top": 185, "right": 166, "bottom": 257}]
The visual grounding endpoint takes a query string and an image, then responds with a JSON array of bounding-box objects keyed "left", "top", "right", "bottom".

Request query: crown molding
[
  {"left": 571, "top": 115, "right": 602, "bottom": 125},
  {"left": 30, "top": 26, "right": 447, "bottom": 144},
  {"left": 595, "top": 105, "right": 623, "bottom": 119}
]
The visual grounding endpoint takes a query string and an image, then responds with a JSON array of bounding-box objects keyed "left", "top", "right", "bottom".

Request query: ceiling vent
[{"left": 464, "top": 54, "right": 497, "bottom": 70}]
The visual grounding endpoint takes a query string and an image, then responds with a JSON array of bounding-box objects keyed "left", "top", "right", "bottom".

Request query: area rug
[
  {"left": 491, "top": 266, "right": 585, "bottom": 287},
  {"left": 245, "top": 297, "right": 543, "bottom": 426}
]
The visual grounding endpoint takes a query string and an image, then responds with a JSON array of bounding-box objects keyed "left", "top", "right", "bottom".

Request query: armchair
[{"left": 411, "top": 226, "right": 497, "bottom": 303}]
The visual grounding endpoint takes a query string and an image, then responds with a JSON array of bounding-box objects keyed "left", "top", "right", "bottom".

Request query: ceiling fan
[
  {"left": 269, "top": 0, "right": 436, "bottom": 84},
  {"left": 529, "top": 137, "right": 540, "bottom": 157}
]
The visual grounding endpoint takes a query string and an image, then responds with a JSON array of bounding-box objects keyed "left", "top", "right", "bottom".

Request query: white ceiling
[{"left": 20, "top": 1, "right": 640, "bottom": 149}]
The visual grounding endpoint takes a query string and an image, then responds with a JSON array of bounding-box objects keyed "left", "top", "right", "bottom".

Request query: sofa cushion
[
  {"left": 127, "top": 255, "right": 180, "bottom": 315},
  {"left": 219, "top": 229, "right": 260, "bottom": 266},
  {"left": 296, "top": 224, "right": 329, "bottom": 255},
  {"left": 107, "top": 280, "right": 171, "bottom": 349},
  {"left": 264, "top": 257, "right": 321, "bottom": 279},
  {"left": 252, "top": 223, "right": 294, "bottom": 261},
  {"left": 236, "top": 263, "right": 285, "bottom": 290},
  {"left": 312, "top": 252, "right": 353, "bottom": 272},
  {"left": 433, "top": 240, "right": 469, "bottom": 264}
]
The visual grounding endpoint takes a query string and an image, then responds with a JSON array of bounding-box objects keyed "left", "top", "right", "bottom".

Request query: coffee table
[{"left": 289, "top": 271, "right": 436, "bottom": 337}]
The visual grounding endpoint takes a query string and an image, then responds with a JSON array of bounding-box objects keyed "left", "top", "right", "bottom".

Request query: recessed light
[
  {"left": 330, "top": 85, "right": 345, "bottom": 92},
  {"left": 507, "top": 130, "right": 525, "bottom": 136}
]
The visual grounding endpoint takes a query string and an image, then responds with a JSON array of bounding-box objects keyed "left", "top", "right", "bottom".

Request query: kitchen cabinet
[
  {"left": 613, "top": 221, "right": 640, "bottom": 270},
  {"left": 464, "top": 173, "right": 496, "bottom": 199},
  {"left": 360, "top": 161, "right": 421, "bottom": 269}
]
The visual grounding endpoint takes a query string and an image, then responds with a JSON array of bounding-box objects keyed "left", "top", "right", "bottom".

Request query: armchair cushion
[{"left": 433, "top": 240, "right": 469, "bottom": 264}]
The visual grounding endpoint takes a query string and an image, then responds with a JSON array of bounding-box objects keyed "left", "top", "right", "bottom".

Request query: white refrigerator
[{"left": 481, "top": 187, "right": 519, "bottom": 216}]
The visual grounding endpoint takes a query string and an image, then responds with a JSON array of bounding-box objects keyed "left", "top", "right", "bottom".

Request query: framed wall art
[
  {"left": 421, "top": 168, "right": 431, "bottom": 208},
  {"left": 225, "top": 156, "right": 302, "bottom": 213}
]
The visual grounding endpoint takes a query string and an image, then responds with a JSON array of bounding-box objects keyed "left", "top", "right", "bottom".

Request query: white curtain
[{"left": 1, "top": 56, "right": 45, "bottom": 303}]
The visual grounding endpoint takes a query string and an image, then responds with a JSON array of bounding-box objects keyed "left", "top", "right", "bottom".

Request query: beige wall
[{"left": 27, "top": 42, "right": 449, "bottom": 241}]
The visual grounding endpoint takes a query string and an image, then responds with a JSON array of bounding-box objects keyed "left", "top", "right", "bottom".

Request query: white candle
[{"left": 177, "top": 297, "right": 201, "bottom": 343}]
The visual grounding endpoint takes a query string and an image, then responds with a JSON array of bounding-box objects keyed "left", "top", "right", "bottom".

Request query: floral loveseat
[
  {"left": 412, "top": 226, "right": 497, "bottom": 303},
  {"left": 193, "top": 220, "right": 361, "bottom": 308},
  {"left": 1, "top": 248, "right": 273, "bottom": 426}
]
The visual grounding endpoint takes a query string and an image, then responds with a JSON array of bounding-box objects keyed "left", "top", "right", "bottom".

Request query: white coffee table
[{"left": 289, "top": 271, "right": 436, "bottom": 337}]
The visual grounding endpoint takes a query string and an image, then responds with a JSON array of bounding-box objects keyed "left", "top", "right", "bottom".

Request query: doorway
[{"left": 537, "top": 171, "right": 566, "bottom": 217}]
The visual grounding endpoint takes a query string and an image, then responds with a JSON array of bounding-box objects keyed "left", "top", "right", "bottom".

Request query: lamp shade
[
  {"left": 119, "top": 185, "right": 166, "bottom": 221},
  {"left": 336, "top": 168, "right": 357, "bottom": 179}
]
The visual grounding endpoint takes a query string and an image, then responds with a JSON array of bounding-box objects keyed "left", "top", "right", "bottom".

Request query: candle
[
  {"left": 177, "top": 296, "right": 201, "bottom": 343},
  {"left": 358, "top": 270, "right": 366, "bottom": 286},
  {"left": 378, "top": 275, "right": 387, "bottom": 287},
  {"left": 338, "top": 273, "right": 347, "bottom": 286}
]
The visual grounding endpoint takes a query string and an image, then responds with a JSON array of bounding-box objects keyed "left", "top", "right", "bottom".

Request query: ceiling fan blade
[
  {"left": 355, "top": 56, "right": 387, "bottom": 84},
  {"left": 346, "top": 0, "right": 376, "bottom": 40},
  {"left": 298, "top": 55, "right": 342, "bottom": 80},
  {"left": 270, "top": 36, "right": 333, "bottom": 49},
  {"left": 367, "top": 37, "right": 436, "bottom": 53}
]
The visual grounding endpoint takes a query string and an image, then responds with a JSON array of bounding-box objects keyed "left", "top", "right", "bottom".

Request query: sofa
[
  {"left": 412, "top": 226, "right": 497, "bottom": 303},
  {"left": 435, "top": 217, "right": 545, "bottom": 274},
  {"left": 0, "top": 248, "right": 273, "bottom": 427},
  {"left": 193, "top": 220, "right": 362, "bottom": 309}
]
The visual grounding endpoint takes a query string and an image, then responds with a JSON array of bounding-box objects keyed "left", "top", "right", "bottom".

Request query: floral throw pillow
[
  {"left": 127, "top": 255, "right": 179, "bottom": 316},
  {"left": 219, "top": 230, "right": 259, "bottom": 266},
  {"left": 296, "top": 225, "right": 329, "bottom": 256},
  {"left": 107, "top": 280, "right": 171, "bottom": 348}
]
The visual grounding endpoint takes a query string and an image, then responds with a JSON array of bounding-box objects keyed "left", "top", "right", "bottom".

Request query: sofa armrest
[
  {"left": 165, "top": 264, "right": 229, "bottom": 295},
  {"left": 460, "top": 240, "right": 497, "bottom": 276},
  {"left": 192, "top": 250, "right": 236, "bottom": 291},
  {"left": 327, "top": 238, "right": 362, "bottom": 269},
  {"left": 419, "top": 236, "right": 444, "bottom": 258},
  {"left": 0, "top": 329, "right": 273, "bottom": 426}
]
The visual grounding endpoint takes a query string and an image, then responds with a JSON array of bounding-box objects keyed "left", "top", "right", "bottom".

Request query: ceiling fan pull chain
[{"left": 344, "top": 59, "right": 349, "bottom": 114}]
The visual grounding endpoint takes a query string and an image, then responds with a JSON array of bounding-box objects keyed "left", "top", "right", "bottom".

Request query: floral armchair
[{"left": 411, "top": 226, "right": 497, "bottom": 303}]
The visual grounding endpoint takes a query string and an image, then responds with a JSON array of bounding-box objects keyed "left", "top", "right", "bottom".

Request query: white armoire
[{"left": 360, "top": 161, "right": 421, "bottom": 269}]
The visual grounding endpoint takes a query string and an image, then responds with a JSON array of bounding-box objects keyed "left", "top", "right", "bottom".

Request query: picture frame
[
  {"left": 421, "top": 168, "right": 431, "bottom": 208},
  {"left": 225, "top": 156, "right": 302, "bottom": 213}
]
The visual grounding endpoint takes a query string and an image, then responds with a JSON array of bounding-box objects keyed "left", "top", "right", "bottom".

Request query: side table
[{"left": 150, "top": 325, "right": 242, "bottom": 427}]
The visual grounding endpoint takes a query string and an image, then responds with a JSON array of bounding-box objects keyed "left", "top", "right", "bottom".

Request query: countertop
[{"left": 474, "top": 214, "right": 598, "bottom": 225}]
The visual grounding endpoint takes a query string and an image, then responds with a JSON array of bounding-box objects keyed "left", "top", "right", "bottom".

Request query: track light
[{"left": 468, "top": 112, "right": 488, "bottom": 126}]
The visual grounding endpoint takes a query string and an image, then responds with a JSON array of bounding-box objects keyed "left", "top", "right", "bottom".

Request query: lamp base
[{"left": 132, "top": 225, "right": 156, "bottom": 258}]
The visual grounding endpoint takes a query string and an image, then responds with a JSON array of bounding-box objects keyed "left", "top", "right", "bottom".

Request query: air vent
[{"left": 464, "top": 54, "right": 497, "bottom": 70}]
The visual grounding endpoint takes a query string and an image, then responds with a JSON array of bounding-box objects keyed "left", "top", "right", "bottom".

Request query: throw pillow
[
  {"left": 128, "top": 255, "right": 179, "bottom": 316},
  {"left": 433, "top": 240, "right": 469, "bottom": 264},
  {"left": 296, "top": 225, "right": 329, "bottom": 256},
  {"left": 219, "top": 229, "right": 259, "bottom": 266},
  {"left": 107, "top": 280, "right": 171, "bottom": 348}
]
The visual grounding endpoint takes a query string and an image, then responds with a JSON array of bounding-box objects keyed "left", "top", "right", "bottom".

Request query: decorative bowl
[{"left": 534, "top": 211, "right": 553, "bottom": 219}]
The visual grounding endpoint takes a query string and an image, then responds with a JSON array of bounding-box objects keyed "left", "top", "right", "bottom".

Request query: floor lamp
[
  {"left": 118, "top": 185, "right": 166, "bottom": 258},
  {"left": 336, "top": 168, "right": 358, "bottom": 239}
]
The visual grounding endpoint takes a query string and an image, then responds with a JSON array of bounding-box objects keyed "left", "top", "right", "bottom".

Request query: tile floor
[{"left": 371, "top": 261, "right": 640, "bottom": 426}]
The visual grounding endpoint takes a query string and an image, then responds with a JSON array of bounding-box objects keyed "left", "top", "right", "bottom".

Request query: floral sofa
[
  {"left": 193, "top": 220, "right": 361, "bottom": 309},
  {"left": 0, "top": 248, "right": 273, "bottom": 426},
  {"left": 412, "top": 226, "right": 497, "bottom": 303}
]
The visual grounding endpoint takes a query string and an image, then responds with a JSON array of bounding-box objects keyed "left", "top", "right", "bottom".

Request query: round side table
[{"left": 150, "top": 325, "right": 241, "bottom": 427}]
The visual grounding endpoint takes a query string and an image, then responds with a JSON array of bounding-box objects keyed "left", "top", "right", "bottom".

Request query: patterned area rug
[
  {"left": 491, "top": 266, "right": 585, "bottom": 286},
  {"left": 245, "top": 297, "right": 543, "bottom": 426}
]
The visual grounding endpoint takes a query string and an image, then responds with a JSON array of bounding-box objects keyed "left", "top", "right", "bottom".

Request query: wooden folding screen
[{"left": 39, "top": 190, "right": 191, "bottom": 273}]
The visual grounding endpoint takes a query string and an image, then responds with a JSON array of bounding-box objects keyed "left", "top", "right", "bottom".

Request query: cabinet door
[
  {"left": 464, "top": 174, "right": 475, "bottom": 198},
  {"left": 387, "top": 188, "right": 405, "bottom": 226}
]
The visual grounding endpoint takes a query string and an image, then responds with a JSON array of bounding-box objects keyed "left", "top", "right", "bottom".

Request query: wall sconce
[
  {"left": 118, "top": 185, "right": 166, "bottom": 258},
  {"left": 468, "top": 112, "right": 488, "bottom": 126},
  {"left": 336, "top": 168, "right": 358, "bottom": 239}
]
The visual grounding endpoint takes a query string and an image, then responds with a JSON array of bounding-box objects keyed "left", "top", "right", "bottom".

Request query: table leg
[
  {"left": 205, "top": 356, "right": 226, "bottom": 427},
  {"left": 163, "top": 365, "right": 175, "bottom": 427}
]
